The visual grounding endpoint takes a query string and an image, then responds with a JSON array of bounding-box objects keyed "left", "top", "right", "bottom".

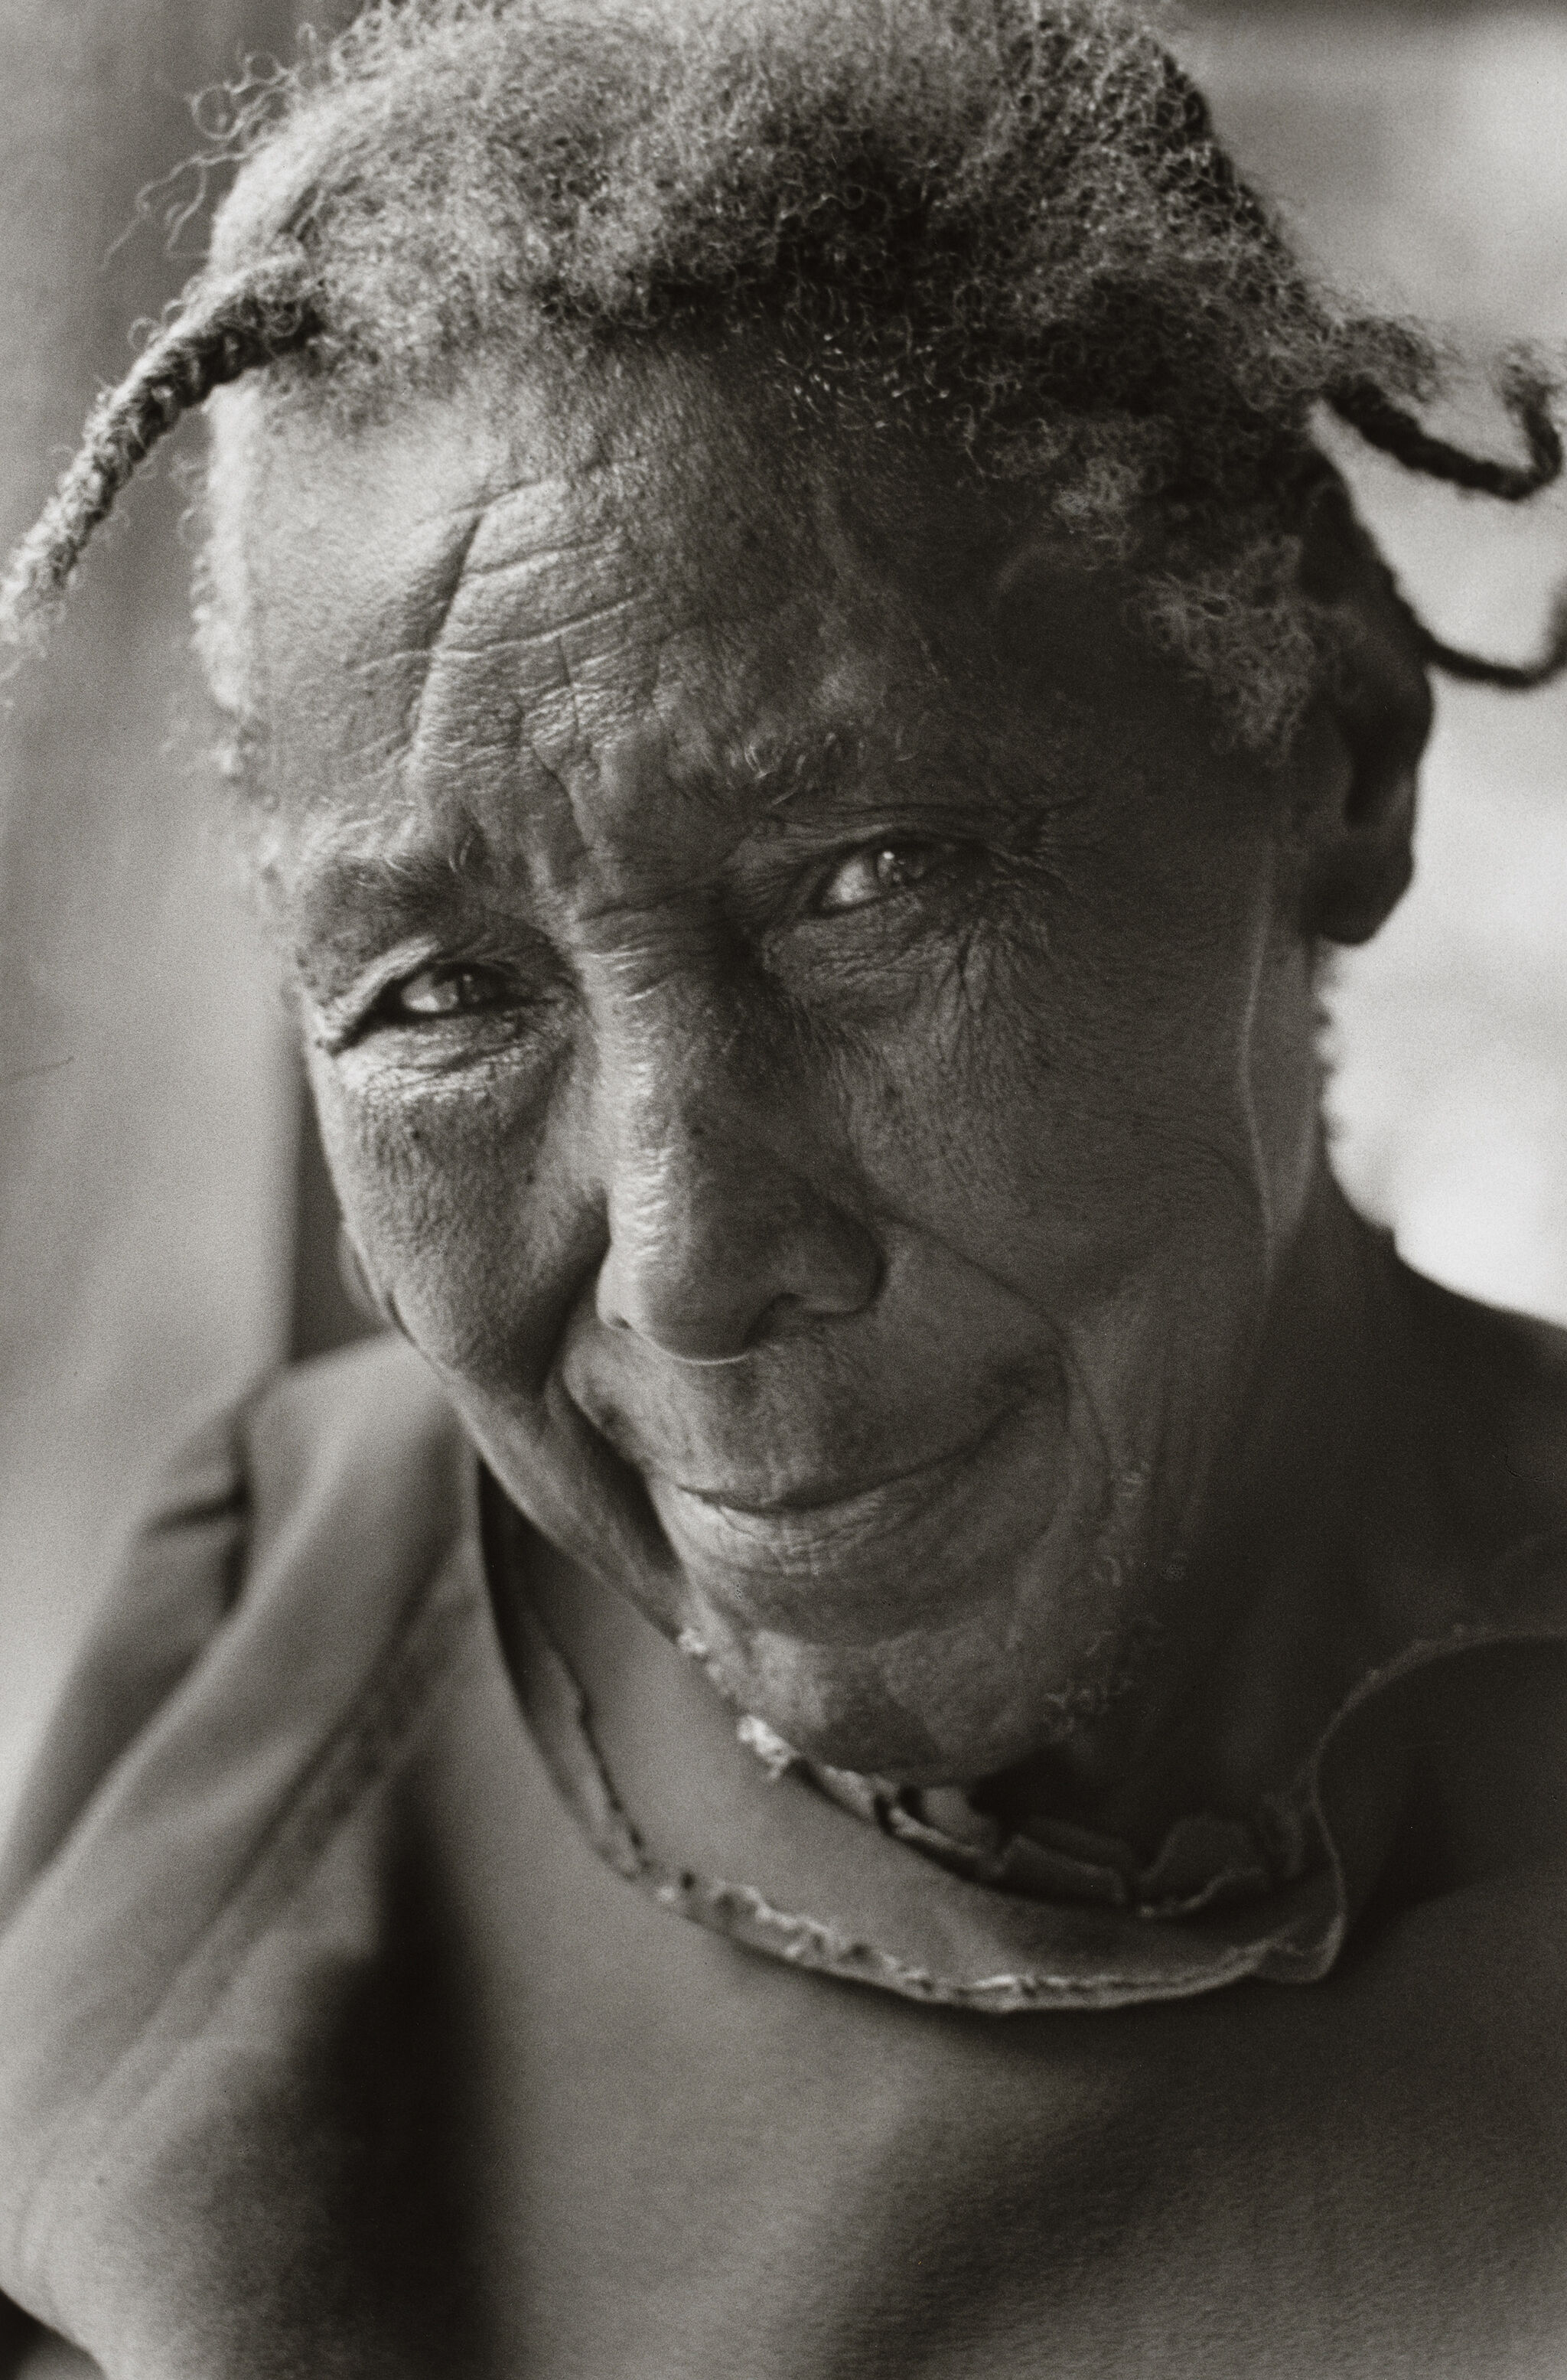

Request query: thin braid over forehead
[
  {"left": 0, "top": 266, "right": 315, "bottom": 648},
  {"left": 4, "top": 0, "right": 1563, "bottom": 745}
]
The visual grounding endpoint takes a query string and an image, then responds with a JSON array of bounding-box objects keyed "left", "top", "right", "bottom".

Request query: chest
[
  {"left": 34, "top": 1661, "right": 1567, "bottom": 2380},
  {"left": 422, "top": 1695, "right": 1567, "bottom": 2380}
]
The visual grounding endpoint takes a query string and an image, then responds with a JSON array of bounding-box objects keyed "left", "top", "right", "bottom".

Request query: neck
[{"left": 1201, "top": 1159, "right": 1393, "bottom": 1606}]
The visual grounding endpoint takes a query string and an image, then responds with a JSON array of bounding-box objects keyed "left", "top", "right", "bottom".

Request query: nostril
[
  {"left": 743, "top": 1289, "right": 829, "bottom": 1348},
  {"left": 743, "top": 1293, "right": 799, "bottom": 1351}
]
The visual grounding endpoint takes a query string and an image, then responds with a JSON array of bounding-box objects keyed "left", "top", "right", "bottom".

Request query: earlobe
[
  {"left": 1295, "top": 474, "right": 1433, "bottom": 947},
  {"left": 1302, "top": 749, "right": 1418, "bottom": 946}
]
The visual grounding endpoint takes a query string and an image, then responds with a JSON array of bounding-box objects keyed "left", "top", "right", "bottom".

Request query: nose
[{"left": 593, "top": 1043, "right": 881, "bottom": 1363}]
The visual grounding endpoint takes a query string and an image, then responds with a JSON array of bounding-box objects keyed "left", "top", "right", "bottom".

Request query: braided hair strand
[{"left": 0, "top": 263, "right": 314, "bottom": 650}]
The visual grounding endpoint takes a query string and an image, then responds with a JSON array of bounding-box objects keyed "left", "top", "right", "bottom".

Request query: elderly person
[{"left": 2, "top": 1, "right": 1565, "bottom": 2372}]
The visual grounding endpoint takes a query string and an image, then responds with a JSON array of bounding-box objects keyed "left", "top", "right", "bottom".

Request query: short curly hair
[{"left": 4, "top": 0, "right": 1563, "bottom": 758}]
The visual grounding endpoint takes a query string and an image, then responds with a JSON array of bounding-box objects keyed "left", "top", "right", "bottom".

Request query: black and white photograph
[{"left": 1, "top": 0, "right": 1565, "bottom": 2371}]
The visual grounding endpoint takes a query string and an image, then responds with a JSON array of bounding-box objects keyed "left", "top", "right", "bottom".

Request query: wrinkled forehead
[
  {"left": 207, "top": 355, "right": 985, "bottom": 862},
  {"left": 203, "top": 349, "right": 1240, "bottom": 946}
]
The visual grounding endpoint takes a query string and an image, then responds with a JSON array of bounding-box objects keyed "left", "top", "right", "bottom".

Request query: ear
[{"left": 1294, "top": 475, "right": 1433, "bottom": 947}]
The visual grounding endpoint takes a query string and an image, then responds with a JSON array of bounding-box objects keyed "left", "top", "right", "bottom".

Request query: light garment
[{"left": 0, "top": 1335, "right": 1563, "bottom": 2378}]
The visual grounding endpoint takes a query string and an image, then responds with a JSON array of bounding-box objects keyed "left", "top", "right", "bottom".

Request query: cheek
[
  {"left": 866, "top": 914, "right": 1277, "bottom": 1318},
  {"left": 310, "top": 1054, "right": 591, "bottom": 1393}
]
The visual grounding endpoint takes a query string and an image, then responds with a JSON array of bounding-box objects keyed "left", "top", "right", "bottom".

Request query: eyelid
[
  {"left": 375, "top": 957, "right": 515, "bottom": 1020},
  {"left": 740, "top": 815, "right": 956, "bottom": 895},
  {"left": 317, "top": 936, "right": 546, "bottom": 1052},
  {"left": 310, "top": 939, "right": 451, "bottom": 1053},
  {"left": 808, "top": 832, "right": 967, "bottom": 913}
]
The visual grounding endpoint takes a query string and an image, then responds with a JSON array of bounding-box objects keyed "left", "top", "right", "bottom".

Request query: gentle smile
[
  {"left": 637, "top": 1403, "right": 1050, "bottom": 1599},
  {"left": 667, "top": 1433, "right": 995, "bottom": 1520}
]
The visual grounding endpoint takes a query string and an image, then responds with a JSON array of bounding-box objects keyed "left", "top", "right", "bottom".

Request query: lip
[
  {"left": 667, "top": 1433, "right": 988, "bottom": 1521},
  {"left": 641, "top": 1407, "right": 1021, "bottom": 1574}
]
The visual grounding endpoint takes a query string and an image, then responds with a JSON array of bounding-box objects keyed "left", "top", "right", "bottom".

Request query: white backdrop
[
  {"left": 0, "top": 1, "right": 310, "bottom": 1824},
  {"left": 1185, "top": 10, "right": 1567, "bottom": 1319}
]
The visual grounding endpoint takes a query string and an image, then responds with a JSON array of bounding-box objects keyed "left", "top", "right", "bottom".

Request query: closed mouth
[
  {"left": 646, "top": 1407, "right": 1020, "bottom": 1562},
  {"left": 670, "top": 1434, "right": 987, "bottom": 1520}
]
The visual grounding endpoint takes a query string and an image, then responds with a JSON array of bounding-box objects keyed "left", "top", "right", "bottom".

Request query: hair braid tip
[
  {"left": 1416, "top": 582, "right": 1567, "bottom": 694},
  {"left": 0, "top": 262, "right": 314, "bottom": 654},
  {"left": 1329, "top": 373, "right": 1563, "bottom": 504}
]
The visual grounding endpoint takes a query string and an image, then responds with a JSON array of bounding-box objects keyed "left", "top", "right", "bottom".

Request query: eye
[
  {"left": 377, "top": 961, "right": 515, "bottom": 1023},
  {"left": 816, "top": 839, "right": 949, "bottom": 915}
]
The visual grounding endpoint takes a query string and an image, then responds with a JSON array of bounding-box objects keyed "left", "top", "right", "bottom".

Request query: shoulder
[
  {"left": 1397, "top": 1259, "right": 1567, "bottom": 1470},
  {"left": 0, "top": 1339, "right": 489, "bottom": 2350},
  {"left": 1376, "top": 1258, "right": 1567, "bottom": 1612},
  {"left": 0, "top": 1335, "right": 473, "bottom": 1919}
]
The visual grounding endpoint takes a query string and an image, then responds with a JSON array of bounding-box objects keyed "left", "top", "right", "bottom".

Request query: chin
[
  {"left": 673, "top": 1570, "right": 1090, "bottom": 1787},
  {"left": 668, "top": 1460, "right": 1181, "bottom": 1786},
  {"left": 697, "top": 1638, "right": 962, "bottom": 1780},
  {"left": 478, "top": 1364, "right": 1169, "bottom": 1782}
]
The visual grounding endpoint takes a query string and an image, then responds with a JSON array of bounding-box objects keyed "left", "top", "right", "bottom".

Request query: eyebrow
[
  {"left": 739, "top": 725, "right": 881, "bottom": 807},
  {"left": 294, "top": 732, "right": 914, "bottom": 934},
  {"left": 287, "top": 696, "right": 1052, "bottom": 999},
  {"left": 735, "top": 712, "right": 1006, "bottom": 831},
  {"left": 290, "top": 833, "right": 532, "bottom": 996}
]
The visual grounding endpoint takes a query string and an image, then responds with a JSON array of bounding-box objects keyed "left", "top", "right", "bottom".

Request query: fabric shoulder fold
[
  {"left": 0, "top": 1337, "right": 479, "bottom": 2342},
  {"left": 0, "top": 1394, "right": 252, "bottom": 1932}
]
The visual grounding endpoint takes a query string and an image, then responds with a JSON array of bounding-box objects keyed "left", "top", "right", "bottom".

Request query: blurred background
[{"left": 1, "top": 0, "right": 1564, "bottom": 1829}]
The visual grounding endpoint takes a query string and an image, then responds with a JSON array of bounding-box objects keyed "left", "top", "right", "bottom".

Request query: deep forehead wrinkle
[
  {"left": 398, "top": 471, "right": 690, "bottom": 817},
  {"left": 380, "top": 451, "right": 956, "bottom": 911},
  {"left": 259, "top": 369, "right": 1141, "bottom": 968}
]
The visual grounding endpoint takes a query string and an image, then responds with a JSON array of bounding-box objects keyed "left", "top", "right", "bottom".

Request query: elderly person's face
[{"left": 235, "top": 351, "right": 1397, "bottom": 1785}]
